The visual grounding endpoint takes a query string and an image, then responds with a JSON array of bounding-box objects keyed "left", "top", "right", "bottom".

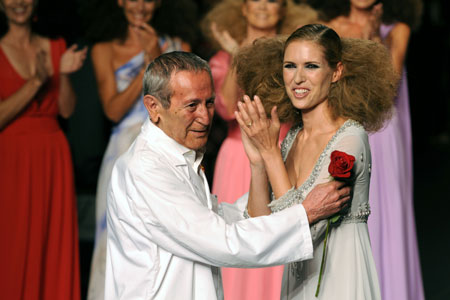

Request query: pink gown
[
  {"left": 210, "top": 51, "right": 290, "bottom": 300},
  {"left": 367, "top": 23, "right": 425, "bottom": 300}
]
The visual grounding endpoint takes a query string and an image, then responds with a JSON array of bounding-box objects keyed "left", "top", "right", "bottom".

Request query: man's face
[{"left": 150, "top": 70, "right": 215, "bottom": 151}]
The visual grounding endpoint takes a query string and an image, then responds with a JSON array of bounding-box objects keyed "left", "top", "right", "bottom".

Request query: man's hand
[{"left": 302, "top": 181, "right": 351, "bottom": 224}]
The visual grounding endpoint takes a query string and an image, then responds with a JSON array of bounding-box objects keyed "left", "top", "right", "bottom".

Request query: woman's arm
[
  {"left": 239, "top": 124, "right": 272, "bottom": 216},
  {"left": 0, "top": 78, "right": 45, "bottom": 130},
  {"left": 364, "top": 5, "right": 410, "bottom": 74},
  {"left": 210, "top": 23, "right": 241, "bottom": 119},
  {"left": 0, "top": 50, "right": 48, "bottom": 130},
  {"left": 236, "top": 96, "right": 293, "bottom": 216},
  {"left": 58, "top": 44, "right": 87, "bottom": 118},
  {"left": 91, "top": 43, "right": 145, "bottom": 123},
  {"left": 386, "top": 22, "right": 411, "bottom": 74},
  {"left": 220, "top": 67, "right": 241, "bottom": 117}
]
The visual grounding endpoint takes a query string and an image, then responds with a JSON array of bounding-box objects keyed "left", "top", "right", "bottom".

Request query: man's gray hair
[{"left": 143, "top": 51, "right": 213, "bottom": 109}]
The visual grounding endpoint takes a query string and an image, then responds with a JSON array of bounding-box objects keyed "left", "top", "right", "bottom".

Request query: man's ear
[
  {"left": 144, "top": 95, "right": 161, "bottom": 123},
  {"left": 332, "top": 62, "right": 344, "bottom": 83}
]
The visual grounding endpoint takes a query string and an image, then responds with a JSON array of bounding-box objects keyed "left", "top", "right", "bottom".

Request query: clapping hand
[
  {"left": 133, "top": 22, "right": 162, "bottom": 65},
  {"left": 211, "top": 22, "right": 239, "bottom": 55},
  {"left": 35, "top": 50, "right": 50, "bottom": 85},
  {"left": 363, "top": 3, "right": 383, "bottom": 42},
  {"left": 60, "top": 44, "right": 87, "bottom": 75},
  {"left": 235, "top": 95, "right": 281, "bottom": 159}
]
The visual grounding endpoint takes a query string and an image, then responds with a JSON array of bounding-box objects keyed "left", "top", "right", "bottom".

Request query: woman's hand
[
  {"left": 362, "top": 3, "right": 383, "bottom": 42},
  {"left": 34, "top": 50, "right": 49, "bottom": 85},
  {"left": 60, "top": 44, "right": 88, "bottom": 75},
  {"left": 133, "top": 22, "right": 162, "bottom": 65},
  {"left": 240, "top": 123, "right": 265, "bottom": 167},
  {"left": 211, "top": 22, "right": 239, "bottom": 55},
  {"left": 235, "top": 95, "right": 280, "bottom": 157}
]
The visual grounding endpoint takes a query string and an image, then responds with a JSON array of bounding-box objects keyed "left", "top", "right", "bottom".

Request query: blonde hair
[
  {"left": 234, "top": 25, "right": 399, "bottom": 132},
  {"left": 201, "top": 0, "right": 318, "bottom": 50}
]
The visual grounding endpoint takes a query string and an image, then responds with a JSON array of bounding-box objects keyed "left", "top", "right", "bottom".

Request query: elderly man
[{"left": 105, "top": 52, "right": 349, "bottom": 299}]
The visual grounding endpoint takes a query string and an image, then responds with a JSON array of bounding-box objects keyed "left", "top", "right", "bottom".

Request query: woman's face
[
  {"left": 283, "top": 40, "right": 342, "bottom": 111},
  {"left": 350, "top": 0, "right": 377, "bottom": 10},
  {"left": 1, "top": 0, "right": 35, "bottom": 26},
  {"left": 242, "top": 0, "right": 284, "bottom": 31},
  {"left": 118, "top": 0, "right": 158, "bottom": 27}
]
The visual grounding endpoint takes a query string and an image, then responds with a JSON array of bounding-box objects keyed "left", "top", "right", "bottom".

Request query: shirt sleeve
[
  {"left": 218, "top": 192, "right": 248, "bottom": 223},
  {"left": 109, "top": 150, "right": 313, "bottom": 269}
]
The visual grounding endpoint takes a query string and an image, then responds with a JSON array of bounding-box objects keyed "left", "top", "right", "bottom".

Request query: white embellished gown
[{"left": 269, "top": 120, "right": 381, "bottom": 299}]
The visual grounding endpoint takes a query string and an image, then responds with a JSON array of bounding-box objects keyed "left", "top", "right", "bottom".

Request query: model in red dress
[{"left": 0, "top": 1, "right": 87, "bottom": 299}]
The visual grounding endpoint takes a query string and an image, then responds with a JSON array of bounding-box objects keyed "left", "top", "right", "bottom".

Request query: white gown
[{"left": 269, "top": 119, "right": 381, "bottom": 300}]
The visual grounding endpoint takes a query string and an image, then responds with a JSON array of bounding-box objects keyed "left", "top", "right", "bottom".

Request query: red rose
[{"left": 328, "top": 150, "right": 355, "bottom": 179}]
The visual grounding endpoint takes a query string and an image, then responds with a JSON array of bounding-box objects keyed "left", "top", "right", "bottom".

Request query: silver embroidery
[
  {"left": 270, "top": 119, "right": 363, "bottom": 213},
  {"left": 243, "top": 208, "right": 250, "bottom": 219},
  {"left": 341, "top": 202, "right": 371, "bottom": 223},
  {"left": 271, "top": 120, "right": 368, "bottom": 280}
]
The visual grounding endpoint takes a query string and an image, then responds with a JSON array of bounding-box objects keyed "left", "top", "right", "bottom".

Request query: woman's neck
[
  {"left": 2, "top": 23, "right": 33, "bottom": 47},
  {"left": 301, "top": 101, "right": 345, "bottom": 137},
  {"left": 245, "top": 25, "right": 277, "bottom": 43},
  {"left": 348, "top": 5, "right": 372, "bottom": 27}
]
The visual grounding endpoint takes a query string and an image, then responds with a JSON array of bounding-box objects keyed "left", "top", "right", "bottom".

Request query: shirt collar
[{"left": 142, "top": 118, "right": 204, "bottom": 171}]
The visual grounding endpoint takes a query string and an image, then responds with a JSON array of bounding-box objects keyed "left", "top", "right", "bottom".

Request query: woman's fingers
[
  {"left": 211, "top": 22, "right": 238, "bottom": 54},
  {"left": 253, "top": 95, "right": 267, "bottom": 120},
  {"left": 243, "top": 94, "right": 262, "bottom": 126},
  {"left": 138, "top": 22, "right": 156, "bottom": 35},
  {"left": 238, "top": 96, "right": 253, "bottom": 127},
  {"left": 270, "top": 106, "right": 280, "bottom": 128},
  {"left": 235, "top": 106, "right": 252, "bottom": 137}
]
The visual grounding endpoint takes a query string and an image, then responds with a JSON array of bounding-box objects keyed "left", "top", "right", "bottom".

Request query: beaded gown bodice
[
  {"left": 266, "top": 120, "right": 381, "bottom": 300},
  {"left": 269, "top": 119, "right": 372, "bottom": 231}
]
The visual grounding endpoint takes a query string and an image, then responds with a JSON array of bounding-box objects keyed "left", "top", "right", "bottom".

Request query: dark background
[{"left": 19, "top": 0, "right": 450, "bottom": 299}]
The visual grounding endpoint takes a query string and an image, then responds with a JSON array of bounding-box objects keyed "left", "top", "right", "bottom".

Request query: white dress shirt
[{"left": 105, "top": 119, "right": 313, "bottom": 300}]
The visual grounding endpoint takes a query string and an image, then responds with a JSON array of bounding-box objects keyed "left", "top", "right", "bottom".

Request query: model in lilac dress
[{"left": 368, "top": 23, "right": 424, "bottom": 300}]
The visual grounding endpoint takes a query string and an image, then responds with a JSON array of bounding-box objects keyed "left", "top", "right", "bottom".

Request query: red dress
[{"left": 0, "top": 39, "right": 80, "bottom": 300}]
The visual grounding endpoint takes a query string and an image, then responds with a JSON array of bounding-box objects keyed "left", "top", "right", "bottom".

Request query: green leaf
[{"left": 330, "top": 214, "right": 341, "bottom": 223}]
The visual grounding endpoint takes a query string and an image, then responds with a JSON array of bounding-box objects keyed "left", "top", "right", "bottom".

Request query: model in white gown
[{"left": 270, "top": 120, "right": 380, "bottom": 299}]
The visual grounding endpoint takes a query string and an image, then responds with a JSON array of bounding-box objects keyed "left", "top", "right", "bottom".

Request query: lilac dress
[{"left": 367, "top": 23, "right": 425, "bottom": 300}]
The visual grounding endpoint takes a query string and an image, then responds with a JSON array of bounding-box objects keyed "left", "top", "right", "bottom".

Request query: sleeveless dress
[
  {"left": 271, "top": 120, "right": 380, "bottom": 299},
  {"left": 0, "top": 39, "right": 80, "bottom": 300},
  {"left": 87, "top": 36, "right": 183, "bottom": 300},
  {"left": 210, "top": 50, "right": 290, "bottom": 300},
  {"left": 367, "top": 23, "right": 425, "bottom": 300}
]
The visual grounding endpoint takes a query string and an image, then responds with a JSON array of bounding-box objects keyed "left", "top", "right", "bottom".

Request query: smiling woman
[
  {"left": 200, "top": 1, "right": 318, "bottom": 298},
  {"left": 233, "top": 24, "right": 397, "bottom": 299},
  {"left": 0, "top": 0, "right": 87, "bottom": 299},
  {"left": 282, "top": 40, "right": 343, "bottom": 113}
]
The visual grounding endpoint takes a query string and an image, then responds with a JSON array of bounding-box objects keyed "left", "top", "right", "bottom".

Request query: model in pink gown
[
  {"left": 210, "top": 50, "right": 290, "bottom": 300},
  {"left": 368, "top": 23, "right": 424, "bottom": 300}
]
